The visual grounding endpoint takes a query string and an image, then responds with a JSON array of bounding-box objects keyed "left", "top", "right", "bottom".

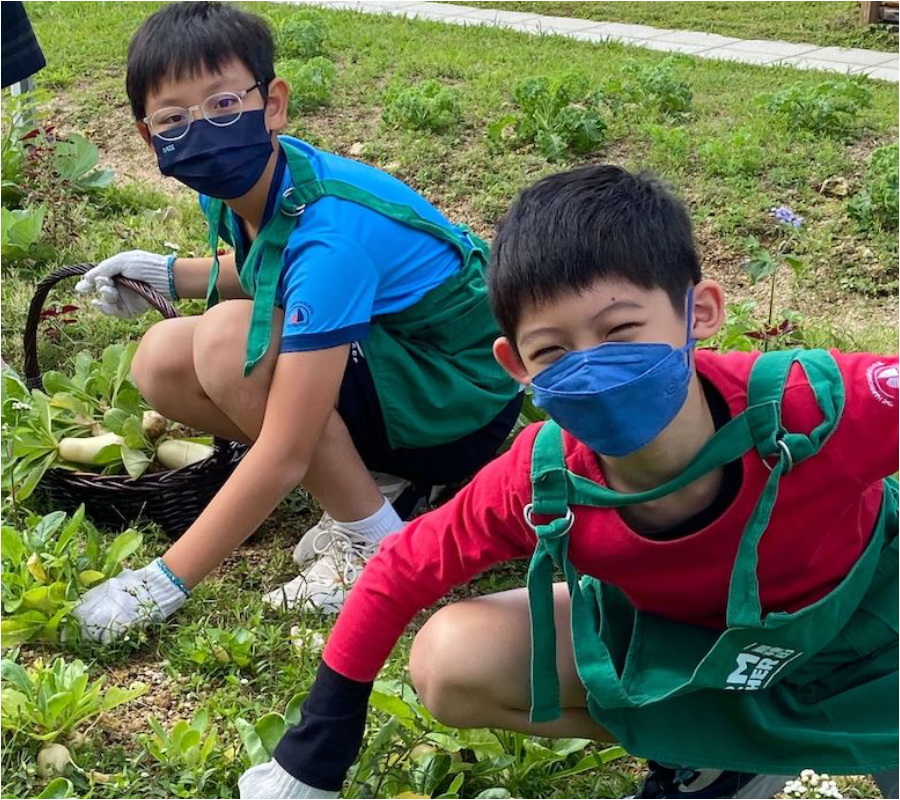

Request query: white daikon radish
[
  {"left": 58, "top": 432, "right": 124, "bottom": 464},
  {"left": 37, "top": 743, "right": 72, "bottom": 778},
  {"left": 156, "top": 439, "right": 214, "bottom": 470},
  {"left": 142, "top": 410, "right": 168, "bottom": 440}
]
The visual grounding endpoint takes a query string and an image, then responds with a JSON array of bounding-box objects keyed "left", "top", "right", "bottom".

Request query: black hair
[
  {"left": 126, "top": 2, "right": 275, "bottom": 120},
  {"left": 488, "top": 164, "right": 701, "bottom": 341}
]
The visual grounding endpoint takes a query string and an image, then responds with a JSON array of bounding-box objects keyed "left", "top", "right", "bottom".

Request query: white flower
[
  {"left": 290, "top": 625, "right": 326, "bottom": 655},
  {"left": 801, "top": 769, "right": 816, "bottom": 781}
]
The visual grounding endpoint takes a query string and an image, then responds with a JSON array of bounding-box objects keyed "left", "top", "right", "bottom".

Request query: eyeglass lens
[{"left": 149, "top": 91, "right": 244, "bottom": 140}]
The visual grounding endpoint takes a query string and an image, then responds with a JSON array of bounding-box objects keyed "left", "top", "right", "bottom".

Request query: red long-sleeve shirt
[{"left": 324, "top": 350, "right": 899, "bottom": 682}]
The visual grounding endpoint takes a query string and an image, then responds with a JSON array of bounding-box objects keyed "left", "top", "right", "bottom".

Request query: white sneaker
[
  {"left": 264, "top": 527, "right": 379, "bottom": 613},
  {"left": 292, "top": 472, "right": 410, "bottom": 567}
]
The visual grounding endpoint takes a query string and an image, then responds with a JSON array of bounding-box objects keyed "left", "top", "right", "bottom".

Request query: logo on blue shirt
[{"left": 288, "top": 302, "right": 313, "bottom": 327}]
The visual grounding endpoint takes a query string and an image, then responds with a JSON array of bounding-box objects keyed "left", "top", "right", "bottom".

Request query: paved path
[{"left": 291, "top": 0, "right": 899, "bottom": 82}]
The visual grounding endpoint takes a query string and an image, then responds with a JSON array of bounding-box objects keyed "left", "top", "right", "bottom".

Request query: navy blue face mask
[
  {"left": 153, "top": 109, "right": 273, "bottom": 199},
  {"left": 530, "top": 291, "right": 696, "bottom": 457}
]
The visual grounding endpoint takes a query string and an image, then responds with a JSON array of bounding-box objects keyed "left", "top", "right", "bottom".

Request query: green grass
[
  {"left": 453, "top": 1, "right": 900, "bottom": 51},
  {"left": 1, "top": 2, "right": 897, "bottom": 798}
]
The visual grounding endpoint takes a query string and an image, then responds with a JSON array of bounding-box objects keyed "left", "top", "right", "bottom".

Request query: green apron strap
[
  {"left": 727, "top": 349, "right": 845, "bottom": 627},
  {"left": 526, "top": 423, "right": 581, "bottom": 722},
  {"left": 205, "top": 198, "right": 225, "bottom": 308}
]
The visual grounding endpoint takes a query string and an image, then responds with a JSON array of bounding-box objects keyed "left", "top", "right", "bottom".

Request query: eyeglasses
[{"left": 144, "top": 82, "right": 264, "bottom": 141}]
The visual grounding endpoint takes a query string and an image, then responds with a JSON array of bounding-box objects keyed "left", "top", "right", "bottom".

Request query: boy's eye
[
  {"left": 531, "top": 345, "right": 565, "bottom": 361},
  {"left": 213, "top": 97, "right": 238, "bottom": 111},
  {"left": 607, "top": 322, "right": 640, "bottom": 338}
]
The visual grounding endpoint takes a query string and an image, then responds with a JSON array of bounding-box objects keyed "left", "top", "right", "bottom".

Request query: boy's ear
[
  {"left": 690, "top": 279, "right": 726, "bottom": 342},
  {"left": 264, "top": 77, "right": 290, "bottom": 132},
  {"left": 136, "top": 121, "right": 152, "bottom": 150},
  {"left": 493, "top": 336, "right": 532, "bottom": 386}
]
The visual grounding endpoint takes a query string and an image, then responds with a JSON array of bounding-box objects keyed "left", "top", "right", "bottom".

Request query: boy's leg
[
  {"left": 409, "top": 582, "right": 614, "bottom": 740},
  {"left": 131, "top": 316, "right": 248, "bottom": 443},
  {"left": 134, "top": 300, "right": 389, "bottom": 522}
]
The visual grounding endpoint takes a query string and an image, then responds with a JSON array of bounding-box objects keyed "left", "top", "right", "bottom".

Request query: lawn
[
  {"left": 454, "top": 1, "right": 900, "bottom": 51},
  {"left": 1, "top": 2, "right": 897, "bottom": 798}
]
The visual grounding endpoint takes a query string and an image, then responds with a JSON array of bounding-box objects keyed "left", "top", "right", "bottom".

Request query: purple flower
[{"left": 770, "top": 205, "right": 804, "bottom": 229}]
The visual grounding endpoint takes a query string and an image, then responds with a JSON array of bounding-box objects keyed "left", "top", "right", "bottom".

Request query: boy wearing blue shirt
[{"left": 73, "top": 1, "right": 520, "bottom": 639}]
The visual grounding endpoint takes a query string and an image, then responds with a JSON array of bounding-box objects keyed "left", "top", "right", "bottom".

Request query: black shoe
[{"left": 633, "top": 761, "right": 791, "bottom": 798}]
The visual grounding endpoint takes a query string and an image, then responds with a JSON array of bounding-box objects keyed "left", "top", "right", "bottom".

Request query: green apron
[
  {"left": 202, "top": 138, "right": 518, "bottom": 449},
  {"left": 526, "top": 348, "right": 898, "bottom": 774}
]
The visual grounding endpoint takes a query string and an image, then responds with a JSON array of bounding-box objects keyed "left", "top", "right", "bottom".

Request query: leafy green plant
[
  {"left": 279, "top": 56, "right": 337, "bottom": 115},
  {"left": 0, "top": 655, "right": 146, "bottom": 742},
  {"left": 2, "top": 344, "right": 211, "bottom": 499},
  {"left": 276, "top": 13, "right": 328, "bottom": 60},
  {"left": 848, "top": 142, "right": 898, "bottom": 232},
  {"left": 488, "top": 72, "right": 606, "bottom": 161},
  {"left": 760, "top": 78, "right": 872, "bottom": 138},
  {"left": 2, "top": 96, "right": 114, "bottom": 265},
  {"left": 1, "top": 506, "right": 142, "bottom": 646},
  {"left": 236, "top": 692, "right": 306, "bottom": 766},
  {"left": 1, "top": 204, "right": 49, "bottom": 264},
  {"left": 140, "top": 709, "right": 224, "bottom": 797},
  {"left": 699, "top": 128, "right": 768, "bottom": 179},
  {"left": 624, "top": 57, "right": 693, "bottom": 117},
  {"left": 343, "top": 680, "right": 626, "bottom": 799},
  {"left": 176, "top": 625, "right": 256, "bottom": 671},
  {"left": 384, "top": 79, "right": 464, "bottom": 134}
]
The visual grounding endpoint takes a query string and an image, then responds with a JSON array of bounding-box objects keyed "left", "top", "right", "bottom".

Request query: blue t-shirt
[{"left": 200, "top": 136, "right": 464, "bottom": 353}]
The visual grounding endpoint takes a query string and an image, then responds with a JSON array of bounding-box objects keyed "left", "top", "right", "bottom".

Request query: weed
[
  {"left": 847, "top": 142, "right": 899, "bottom": 232},
  {"left": 384, "top": 80, "right": 464, "bottom": 134}
]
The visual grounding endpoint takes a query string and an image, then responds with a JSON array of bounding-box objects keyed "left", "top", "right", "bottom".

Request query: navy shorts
[{"left": 337, "top": 343, "right": 522, "bottom": 517}]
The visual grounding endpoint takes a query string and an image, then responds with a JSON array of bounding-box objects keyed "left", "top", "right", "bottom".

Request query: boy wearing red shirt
[{"left": 239, "top": 166, "right": 899, "bottom": 799}]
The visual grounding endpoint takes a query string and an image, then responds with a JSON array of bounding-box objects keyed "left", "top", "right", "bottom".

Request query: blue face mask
[
  {"left": 530, "top": 291, "right": 696, "bottom": 457},
  {"left": 153, "top": 109, "right": 273, "bottom": 199}
]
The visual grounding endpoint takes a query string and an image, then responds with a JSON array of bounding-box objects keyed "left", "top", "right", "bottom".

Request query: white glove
[
  {"left": 75, "top": 250, "right": 173, "bottom": 318},
  {"left": 239, "top": 760, "right": 338, "bottom": 799},
  {"left": 72, "top": 558, "right": 188, "bottom": 644}
]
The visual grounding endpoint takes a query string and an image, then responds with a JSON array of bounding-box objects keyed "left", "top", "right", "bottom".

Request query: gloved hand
[
  {"left": 75, "top": 250, "right": 174, "bottom": 318},
  {"left": 239, "top": 760, "right": 338, "bottom": 799},
  {"left": 72, "top": 558, "right": 188, "bottom": 644}
]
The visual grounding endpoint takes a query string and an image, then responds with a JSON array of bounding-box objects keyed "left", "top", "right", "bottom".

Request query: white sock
[{"left": 337, "top": 498, "right": 403, "bottom": 543}]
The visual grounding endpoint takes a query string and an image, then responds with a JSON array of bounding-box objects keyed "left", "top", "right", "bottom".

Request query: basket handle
[{"left": 23, "top": 263, "right": 180, "bottom": 391}]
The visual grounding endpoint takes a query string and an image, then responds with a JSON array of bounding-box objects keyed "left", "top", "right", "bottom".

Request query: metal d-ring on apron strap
[{"left": 524, "top": 348, "right": 859, "bottom": 724}]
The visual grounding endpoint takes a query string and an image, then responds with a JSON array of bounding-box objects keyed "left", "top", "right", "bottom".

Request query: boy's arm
[
  {"left": 162, "top": 345, "right": 349, "bottom": 586},
  {"left": 261, "top": 428, "right": 542, "bottom": 795},
  {"left": 172, "top": 253, "right": 249, "bottom": 300},
  {"left": 814, "top": 352, "right": 899, "bottom": 484},
  {"left": 73, "top": 346, "right": 349, "bottom": 641}
]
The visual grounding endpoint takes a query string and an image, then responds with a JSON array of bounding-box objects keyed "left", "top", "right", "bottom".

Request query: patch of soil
[{"left": 47, "top": 82, "right": 191, "bottom": 196}]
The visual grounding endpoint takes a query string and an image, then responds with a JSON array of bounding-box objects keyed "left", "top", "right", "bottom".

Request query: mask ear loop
[{"left": 683, "top": 286, "right": 696, "bottom": 367}]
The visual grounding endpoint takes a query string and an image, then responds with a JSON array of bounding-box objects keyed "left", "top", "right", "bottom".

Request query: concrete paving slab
[
  {"left": 588, "top": 21, "right": 677, "bottom": 40},
  {"left": 701, "top": 47, "right": 782, "bottom": 65},
  {"left": 442, "top": 7, "right": 543, "bottom": 24},
  {"left": 648, "top": 30, "right": 742, "bottom": 49},
  {"left": 637, "top": 39, "right": 712, "bottom": 56},
  {"left": 508, "top": 15, "right": 605, "bottom": 35},
  {"left": 717, "top": 38, "right": 822, "bottom": 59},
  {"left": 809, "top": 45, "right": 899, "bottom": 66},
  {"left": 776, "top": 56, "right": 864, "bottom": 75}
]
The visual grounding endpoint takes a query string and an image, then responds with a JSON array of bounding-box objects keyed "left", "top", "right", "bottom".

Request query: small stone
[
  {"left": 348, "top": 142, "right": 365, "bottom": 156},
  {"left": 819, "top": 177, "right": 849, "bottom": 197}
]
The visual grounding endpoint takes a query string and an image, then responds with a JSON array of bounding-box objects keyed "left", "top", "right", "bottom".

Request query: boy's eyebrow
[
  {"left": 153, "top": 74, "right": 229, "bottom": 108},
  {"left": 518, "top": 299, "right": 642, "bottom": 347}
]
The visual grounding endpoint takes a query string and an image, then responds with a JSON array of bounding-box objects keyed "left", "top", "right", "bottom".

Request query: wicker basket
[{"left": 22, "top": 263, "right": 247, "bottom": 538}]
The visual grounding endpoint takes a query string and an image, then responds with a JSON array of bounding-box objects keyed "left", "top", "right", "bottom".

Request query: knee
[
  {"left": 192, "top": 301, "right": 254, "bottom": 399},
  {"left": 410, "top": 606, "right": 479, "bottom": 728},
  {"left": 132, "top": 319, "right": 193, "bottom": 406}
]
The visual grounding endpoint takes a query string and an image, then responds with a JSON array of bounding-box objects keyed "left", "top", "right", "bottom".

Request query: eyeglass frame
[{"left": 143, "top": 80, "right": 267, "bottom": 141}]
